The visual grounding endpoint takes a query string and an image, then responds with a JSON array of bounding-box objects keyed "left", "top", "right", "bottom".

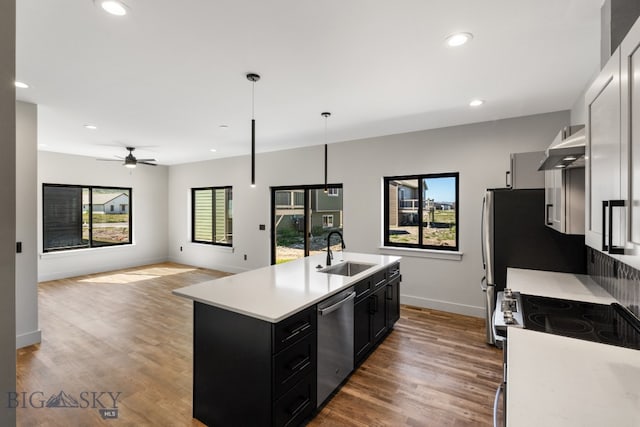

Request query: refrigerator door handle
[
  {"left": 481, "top": 196, "right": 486, "bottom": 269},
  {"left": 480, "top": 276, "right": 487, "bottom": 291}
]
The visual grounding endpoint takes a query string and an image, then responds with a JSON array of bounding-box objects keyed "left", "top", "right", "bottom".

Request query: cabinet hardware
[
  {"left": 545, "top": 204, "right": 553, "bottom": 226},
  {"left": 386, "top": 285, "right": 393, "bottom": 301},
  {"left": 602, "top": 200, "right": 626, "bottom": 254},
  {"left": 288, "top": 356, "right": 311, "bottom": 373},
  {"left": 373, "top": 279, "right": 386, "bottom": 288},
  {"left": 287, "top": 397, "right": 310, "bottom": 417},
  {"left": 281, "top": 321, "right": 311, "bottom": 344}
]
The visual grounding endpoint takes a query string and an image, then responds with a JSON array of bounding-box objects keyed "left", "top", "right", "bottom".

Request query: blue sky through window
[{"left": 423, "top": 177, "right": 456, "bottom": 203}]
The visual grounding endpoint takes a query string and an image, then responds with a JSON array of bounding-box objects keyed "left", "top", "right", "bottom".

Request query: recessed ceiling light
[
  {"left": 210, "top": 148, "right": 217, "bottom": 152},
  {"left": 14, "top": 81, "right": 29, "bottom": 89},
  {"left": 469, "top": 99, "right": 484, "bottom": 107},
  {"left": 84, "top": 124, "right": 98, "bottom": 130},
  {"left": 446, "top": 32, "right": 473, "bottom": 47},
  {"left": 99, "top": 0, "right": 128, "bottom": 16},
  {"left": 219, "top": 125, "right": 229, "bottom": 129}
]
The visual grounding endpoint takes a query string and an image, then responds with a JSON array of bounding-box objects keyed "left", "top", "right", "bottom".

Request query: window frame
[
  {"left": 191, "top": 186, "right": 233, "bottom": 247},
  {"left": 383, "top": 172, "right": 459, "bottom": 251},
  {"left": 42, "top": 183, "right": 133, "bottom": 253}
]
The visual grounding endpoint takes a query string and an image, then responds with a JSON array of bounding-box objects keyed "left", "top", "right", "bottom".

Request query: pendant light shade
[
  {"left": 247, "top": 73, "right": 260, "bottom": 187},
  {"left": 322, "top": 112, "right": 331, "bottom": 193}
]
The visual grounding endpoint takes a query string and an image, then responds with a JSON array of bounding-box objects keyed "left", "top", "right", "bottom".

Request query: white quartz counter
[
  {"left": 173, "top": 252, "right": 401, "bottom": 323},
  {"left": 507, "top": 327, "right": 640, "bottom": 427},
  {"left": 507, "top": 267, "right": 616, "bottom": 304}
]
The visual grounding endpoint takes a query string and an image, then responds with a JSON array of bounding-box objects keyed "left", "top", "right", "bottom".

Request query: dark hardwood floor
[{"left": 16, "top": 263, "right": 502, "bottom": 426}]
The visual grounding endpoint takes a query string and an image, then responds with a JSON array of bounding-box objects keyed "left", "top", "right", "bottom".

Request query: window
[
  {"left": 384, "top": 173, "right": 459, "bottom": 251},
  {"left": 43, "top": 184, "right": 132, "bottom": 252},
  {"left": 322, "top": 215, "right": 334, "bottom": 228},
  {"left": 327, "top": 188, "right": 340, "bottom": 197},
  {"left": 192, "top": 186, "right": 233, "bottom": 246}
]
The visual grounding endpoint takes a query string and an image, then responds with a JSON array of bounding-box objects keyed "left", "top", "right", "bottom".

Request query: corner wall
[
  {"left": 0, "top": 0, "right": 17, "bottom": 423},
  {"left": 38, "top": 151, "right": 170, "bottom": 281},
  {"left": 16, "top": 101, "right": 39, "bottom": 348},
  {"left": 168, "top": 110, "right": 570, "bottom": 317}
]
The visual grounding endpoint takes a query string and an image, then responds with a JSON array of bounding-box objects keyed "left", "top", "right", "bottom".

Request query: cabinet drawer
[
  {"left": 273, "top": 374, "right": 315, "bottom": 427},
  {"left": 372, "top": 269, "right": 387, "bottom": 290},
  {"left": 273, "top": 334, "right": 316, "bottom": 399},
  {"left": 387, "top": 262, "right": 400, "bottom": 281},
  {"left": 353, "top": 277, "right": 372, "bottom": 302},
  {"left": 273, "top": 306, "right": 316, "bottom": 354}
]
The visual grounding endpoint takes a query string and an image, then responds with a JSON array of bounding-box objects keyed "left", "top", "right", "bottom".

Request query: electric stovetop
[{"left": 521, "top": 294, "right": 640, "bottom": 350}]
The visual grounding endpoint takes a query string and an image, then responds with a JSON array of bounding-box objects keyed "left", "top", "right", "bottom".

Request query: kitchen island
[{"left": 174, "top": 252, "right": 401, "bottom": 427}]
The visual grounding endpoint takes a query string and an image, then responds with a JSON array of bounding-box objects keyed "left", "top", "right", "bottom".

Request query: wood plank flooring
[{"left": 17, "top": 263, "right": 502, "bottom": 426}]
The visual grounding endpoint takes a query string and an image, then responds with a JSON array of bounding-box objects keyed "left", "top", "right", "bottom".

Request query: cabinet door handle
[
  {"left": 288, "top": 356, "right": 311, "bottom": 373},
  {"left": 386, "top": 285, "right": 393, "bottom": 300},
  {"left": 602, "top": 200, "right": 609, "bottom": 252},
  {"left": 608, "top": 199, "right": 626, "bottom": 255},
  {"left": 505, "top": 171, "right": 511, "bottom": 188},
  {"left": 282, "top": 321, "right": 311, "bottom": 344},
  {"left": 545, "top": 204, "right": 553, "bottom": 226},
  {"left": 374, "top": 279, "right": 386, "bottom": 288},
  {"left": 288, "top": 397, "right": 310, "bottom": 417}
]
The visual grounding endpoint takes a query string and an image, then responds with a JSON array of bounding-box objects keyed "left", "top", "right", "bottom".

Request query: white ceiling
[{"left": 16, "top": 0, "right": 603, "bottom": 165}]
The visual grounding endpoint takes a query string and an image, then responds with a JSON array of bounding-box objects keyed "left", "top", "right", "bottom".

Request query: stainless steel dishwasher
[{"left": 316, "top": 287, "right": 355, "bottom": 407}]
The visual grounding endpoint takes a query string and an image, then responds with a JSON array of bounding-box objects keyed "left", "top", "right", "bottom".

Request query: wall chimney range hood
[{"left": 538, "top": 125, "right": 585, "bottom": 171}]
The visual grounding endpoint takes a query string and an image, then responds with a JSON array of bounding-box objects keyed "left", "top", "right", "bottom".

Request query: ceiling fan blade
[
  {"left": 138, "top": 161, "right": 157, "bottom": 166},
  {"left": 136, "top": 158, "right": 156, "bottom": 162},
  {"left": 96, "top": 158, "right": 123, "bottom": 162}
]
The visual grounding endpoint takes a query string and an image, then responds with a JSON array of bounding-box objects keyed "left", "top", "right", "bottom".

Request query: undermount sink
[{"left": 318, "top": 261, "right": 376, "bottom": 277}]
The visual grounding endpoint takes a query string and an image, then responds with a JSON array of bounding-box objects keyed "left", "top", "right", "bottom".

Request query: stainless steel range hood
[{"left": 538, "top": 125, "right": 585, "bottom": 171}]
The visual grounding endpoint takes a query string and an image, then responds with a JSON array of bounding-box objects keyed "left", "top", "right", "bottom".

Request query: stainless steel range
[
  {"left": 492, "top": 289, "right": 640, "bottom": 427},
  {"left": 493, "top": 289, "right": 640, "bottom": 350}
]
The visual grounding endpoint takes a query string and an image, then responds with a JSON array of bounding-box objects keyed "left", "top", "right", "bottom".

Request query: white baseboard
[
  {"left": 401, "top": 294, "right": 485, "bottom": 318},
  {"left": 38, "top": 256, "right": 169, "bottom": 282},
  {"left": 16, "top": 329, "right": 41, "bottom": 349},
  {"left": 166, "top": 256, "right": 250, "bottom": 275}
]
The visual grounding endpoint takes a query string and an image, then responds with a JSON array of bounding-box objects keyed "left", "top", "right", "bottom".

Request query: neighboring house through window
[
  {"left": 322, "top": 214, "right": 334, "bottom": 228},
  {"left": 192, "top": 186, "right": 233, "bottom": 246},
  {"left": 384, "top": 173, "right": 459, "bottom": 251},
  {"left": 43, "top": 184, "right": 132, "bottom": 252}
]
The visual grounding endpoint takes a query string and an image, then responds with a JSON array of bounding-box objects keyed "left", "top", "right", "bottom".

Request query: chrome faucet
[{"left": 326, "top": 231, "right": 345, "bottom": 266}]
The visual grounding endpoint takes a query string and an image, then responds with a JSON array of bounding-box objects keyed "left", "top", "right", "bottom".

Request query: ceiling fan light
[{"left": 124, "top": 163, "right": 136, "bottom": 169}]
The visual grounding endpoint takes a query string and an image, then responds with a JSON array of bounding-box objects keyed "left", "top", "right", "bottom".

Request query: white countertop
[
  {"left": 507, "top": 267, "right": 616, "bottom": 304},
  {"left": 173, "top": 252, "right": 401, "bottom": 323},
  {"left": 507, "top": 327, "right": 640, "bottom": 427}
]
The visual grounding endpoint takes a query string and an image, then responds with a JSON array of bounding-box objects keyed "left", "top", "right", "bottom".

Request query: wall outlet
[
  {"left": 180, "top": 246, "right": 183, "bottom": 252},
  {"left": 244, "top": 254, "right": 247, "bottom": 261},
  {"left": 259, "top": 224, "right": 266, "bottom": 230}
]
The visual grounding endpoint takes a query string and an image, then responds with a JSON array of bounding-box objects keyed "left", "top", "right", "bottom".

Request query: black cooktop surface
[{"left": 521, "top": 294, "right": 640, "bottom": 350}]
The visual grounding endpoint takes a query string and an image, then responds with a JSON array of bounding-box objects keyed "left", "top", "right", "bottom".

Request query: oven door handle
[{"left": 493, "top": 383, "right": 504, "bottom": 427}]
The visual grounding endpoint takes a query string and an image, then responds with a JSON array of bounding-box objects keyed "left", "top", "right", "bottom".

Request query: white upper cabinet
[
  {"left": 545, "top": 167, "right": 585, "bottom": 235},
  {"left": 585, "top": 15, "right": 640, "bottom": 270},
  {"left": 585, "top": 49, "right": 622, "bottom": 252},
  {"left": 621, "top": 16, "right": 640, "bottom": 262}
]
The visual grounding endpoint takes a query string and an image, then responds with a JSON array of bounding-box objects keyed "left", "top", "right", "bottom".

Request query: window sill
[
  {"left": 378, "top": 246, "right": 463, "bottom": 261},
  {"left": 188, "top": 242, "right": 234, "bottom": 253},
  {"left": 40, "top": 243, "right": 136, "bottom": 259}
]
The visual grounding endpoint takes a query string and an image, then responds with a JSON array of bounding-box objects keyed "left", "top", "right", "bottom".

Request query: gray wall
[
  {"left": 0, "top": 0, "right": 17, "bottom": 424},
  {"left": 16, "top": 101, "right": 39, "bottom": 348},
  {"left": 169, "top": 110, "right": 569, "bottom": 317}
]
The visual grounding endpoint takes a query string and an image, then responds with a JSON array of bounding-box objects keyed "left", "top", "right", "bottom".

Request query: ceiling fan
[{"left": 97, "top": 147, "right": 157, "bottom": 168}]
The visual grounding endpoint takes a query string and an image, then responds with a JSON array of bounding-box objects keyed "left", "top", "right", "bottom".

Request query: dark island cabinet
[
  {"left": 193, "top": 302, "right": 317, "bottom": 427},
  {"left": 353, "top": 263, "right": 401, "bottom": 366}
]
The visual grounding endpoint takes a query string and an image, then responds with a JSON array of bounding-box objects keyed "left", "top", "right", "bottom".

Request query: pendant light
[
  {"left": 247, "top": 73, "right": 260, "bottom": 187},
  {"left": 322, "top": 112, "right": 331, "bottom": 193}
]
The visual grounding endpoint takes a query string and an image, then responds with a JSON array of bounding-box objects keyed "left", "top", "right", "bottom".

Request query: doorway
[{"left": 271, "top": 185, "right": 343, "bottom": 264}]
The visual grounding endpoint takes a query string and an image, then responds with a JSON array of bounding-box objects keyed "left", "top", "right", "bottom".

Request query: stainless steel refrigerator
[{"left": 481, "top": 188, "right": 586, "bottom": 345}]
